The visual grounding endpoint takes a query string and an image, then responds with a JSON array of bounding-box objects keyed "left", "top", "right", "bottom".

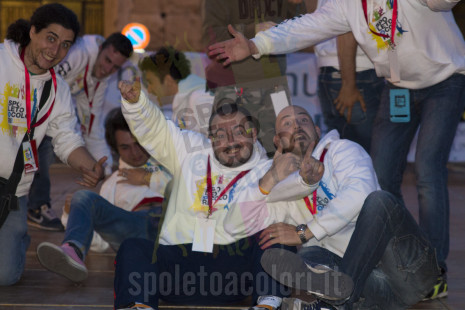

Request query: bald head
[{"left": 274, "top": 105, "right": 320, "bottom": 156}]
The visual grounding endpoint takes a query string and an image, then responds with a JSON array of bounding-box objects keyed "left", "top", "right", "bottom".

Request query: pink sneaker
[{"left": 37, "top": 242, "right": 88, "bottom": 282}]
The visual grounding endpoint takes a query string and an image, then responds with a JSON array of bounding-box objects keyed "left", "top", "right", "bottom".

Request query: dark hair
[
  {"left": 101, "top": 32, "right": 133, "bottom": 58},
  {"left": 105, "top": 108, "right": 131, "bottom": 154},
  {"left": 6, "top": 3, "right": 80, "bottom": 47},
  {"left": 208, "top": 100, "right": 259, "bottom": 136},
  {"left": 139, "top": 46, "right": 191, "bottom": 83}
]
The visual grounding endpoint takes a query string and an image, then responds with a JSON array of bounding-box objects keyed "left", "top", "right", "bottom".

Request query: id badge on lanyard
[{"left": 23, "top": 139, "right": 39, "bottom": 173}]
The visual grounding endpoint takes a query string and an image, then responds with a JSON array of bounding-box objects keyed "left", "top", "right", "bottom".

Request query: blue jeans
[
  {"left": 370, "top": 73, "right": 465, "bottom": 271},
  {"left": 299, "top": 191, "right": 439, "bottom": 309},
  {"left": 114, "top": 237, "right": 294, "bottom": 309},
  {"left": 64, "top": 190, "right": 161, "bottom": 258},
  {"left": 27, "top": 135, "right": 54, "bottom": 210},
  {"left": 0, "top": 196, "right": 30, "bottom": 285},
  {"left": 318, "top": 67, "right": 384, "bottom": 152}
]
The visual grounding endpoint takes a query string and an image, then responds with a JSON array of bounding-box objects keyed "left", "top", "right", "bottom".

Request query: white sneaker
[{"left": 248, "top": 295, "right": 282, "bottom": 309}]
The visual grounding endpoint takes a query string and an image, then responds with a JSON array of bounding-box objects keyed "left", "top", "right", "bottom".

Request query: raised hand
[
  {"left": 118, "top": 76, "right": 141, "bottom": 104},
  {"left": 259, "top": 144, "right": 301, "bottom": 192},
  {"left": 208, "top": 25, "right": 259, "bottom": 66},
  {"left": 299, "top": 141, "right": 324, "bottom": 185}
]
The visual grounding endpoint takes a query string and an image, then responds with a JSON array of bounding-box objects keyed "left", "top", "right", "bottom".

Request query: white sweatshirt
[
  {"left": 225, "top": 130, "right": 380, "bottom": 257},
  {"left": 314, "top": 0, "right": 374, "bottom": 71},
  {"left": 122, "top": 91, "right": 271, "bottom": 245},
  {"left": 252, "top": 0, "right": 465, "bottom": 89},
  {"left": 56, "top": 35, "right": 113, "bottom": 173},
  {"left": 0, "top": 40, "right": 84, "bottom": 197}
]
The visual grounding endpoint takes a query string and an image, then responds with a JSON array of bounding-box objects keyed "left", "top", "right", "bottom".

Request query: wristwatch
[{"left": 296, "top": 224, "right": 308, "bottom": 244}]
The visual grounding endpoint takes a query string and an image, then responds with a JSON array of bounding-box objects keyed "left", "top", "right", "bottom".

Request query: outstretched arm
[{"left": 208, "top": 25, "right": 259, "bottom": 66}]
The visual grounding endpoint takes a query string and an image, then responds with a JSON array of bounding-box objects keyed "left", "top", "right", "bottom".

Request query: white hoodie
[
  {"left": 0, "top": 40, "right": 84, "bottom": 197},
  {"left": 225, "top": 130, "right": 380, "bottom": 257},
  {"left": 122, "top": 91, "right": 272, "bottom": 245},
  {"left": 56, "top": 35, "right": 113, "bottom": 173},
  {"left": 252, "top": 0, "right": 465, "bottom": 89}
]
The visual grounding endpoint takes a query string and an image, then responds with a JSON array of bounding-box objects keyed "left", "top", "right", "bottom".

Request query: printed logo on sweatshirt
[
  {"left": 314, "top": 180, "right": 335, "bottom": 214},
  {"left": 1, "top": 83, "right": 34, "bottom": 136},
  {"left": 367, "top": 0, "right": 408, "bottom": 51},
  {"left": 190, "top": 174, "right": 235, "bottom": 215}
]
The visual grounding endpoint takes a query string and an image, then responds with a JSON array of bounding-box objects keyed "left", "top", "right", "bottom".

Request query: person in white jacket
[
  {"left": 138, "top": 46, "right": 214, "bottom": 135},
  {"left": 0, "top": 3, "right": 106, "bottom": 286},
  {"left": 111, "top": 78, "right": 304, "bottom": 310},
  {"left": 313, "top": 0, "right": 383, "bottom": 152},
  {"left": 227, "top": 106, "right": 440, "bottom": 309},
  {"left": 208, "top": 0, "right": 464, "bottom": 299},
  {"left": 26, "top": 33, "right": 133, "bottom": 232},
  {"left": 36, "top": 109, "right": 171, "bottom": 282}
]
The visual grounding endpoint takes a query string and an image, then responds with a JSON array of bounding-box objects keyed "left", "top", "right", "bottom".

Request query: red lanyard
[
  {"left": 362, "top": 0, "right": 398, "bottom": 46},
  {"left": 20, "top": 48, "right": 57, "bottom": 133},
  {"left": 303, "top": 148, "right": 328, "bottom": 215},
  {"left": 83, "top": 62, "right": 100, "bottom": 107},
  {"left": 206, "top": 155, "right": 250, "bottom": 218},
  {"left": 83, "top": 63, "right": 100, "bottom": 134}
]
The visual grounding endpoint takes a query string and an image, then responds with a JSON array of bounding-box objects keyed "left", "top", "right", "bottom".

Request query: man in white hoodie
[
  {"left": 0, "top": 3, "right": 106, "bottom": 286},
  {"left": 208, "top": 0, "right": 464, "bottom": 299},
  {"left": 226, "top": 105, "right": 440, "bottom": 309},
  {"left": 36, "top": 109, "right": 171, "bottom": 283},
  {"left": 112, "top": 78, "right": 302, "bottom": 310},
  {"left": 27, "top": 32, "right": 133, "bottom": 231}
]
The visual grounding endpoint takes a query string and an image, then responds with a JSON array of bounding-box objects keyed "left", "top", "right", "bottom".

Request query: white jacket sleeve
[
  {"left": 267, "top": 171, "right": 319, "bottom": 202},
  {"left": 252, "top": 0, "right": 351, "bottom": 56},
  {"left": 46, "top": 80, "right": 85, "bottom": 164},
  {"left": 418, "top": 0, "right": 460, "bottom": 11},
  {"left": 82, "top": 81, "right": 113, "bottom": 174},
  {"left": 121, "top": 91, "right": 206, "bottom": 175},
  {"left": 307, "top": 141, "right": 378, "bottom": 240}
]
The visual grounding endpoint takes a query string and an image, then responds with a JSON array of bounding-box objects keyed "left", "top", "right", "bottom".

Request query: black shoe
[
  {"left": 261, "top": 248, "right": 353, "bottom": 301},
  {"left": 422, "top": 270, "right": 448, "bottom": 301},
  {"left": 27, "top": 204, "right": 64, "bottom": 231}
]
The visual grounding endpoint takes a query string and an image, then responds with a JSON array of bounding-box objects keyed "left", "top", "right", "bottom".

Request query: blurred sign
[{"left": 122, "top": 23, "right": 150, "bottom": 50}]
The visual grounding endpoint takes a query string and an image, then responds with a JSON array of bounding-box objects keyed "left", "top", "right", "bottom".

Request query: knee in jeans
[
  {"left": 0, "top": 267, "right": 22, "bottom": 286},
  {"left": 70, "top": 190, "right": 99, "bottom": 209},
  {"left": 362, "top": 190, "right": 400, "bottom": 218}
]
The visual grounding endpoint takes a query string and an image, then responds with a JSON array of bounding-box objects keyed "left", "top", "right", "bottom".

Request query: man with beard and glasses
[
  {"left": 225, "top": 105, "right": 440, "bottom": 309},
  {"left": 111, "top": 78, "right": 303, "bottom": 310}
]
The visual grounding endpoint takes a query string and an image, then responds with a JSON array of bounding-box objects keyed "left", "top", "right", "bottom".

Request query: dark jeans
[
  {"left": 318, "top": 67, "right": 384, "bottom": 152},
  {"left": 298, "top": 191, "right": 439, "bottom": 310},
  {"left": 27, "top": 135, "right": 54, "bottom": 210},
  {"left": 114, "top": 236, "right": 293, "bottom": 309},
  {"left": 371, "top": 73, "right": 465, "bottom": 271},
  {"left": 64, "top": 190, "right": 161, "bottom": 258}
]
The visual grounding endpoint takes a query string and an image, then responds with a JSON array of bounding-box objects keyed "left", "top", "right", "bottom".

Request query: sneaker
[
  {"left": 117, "top": 303, "right": 155, "bottom": 309},
  {"left": 422, "top": 272, "right": 448, "bottom": 300},
  {"left": 261, "top": 248, "right": 353, "bottom": 301},
  {"left": 281, "top": 298, "right": 337, "bottom": 310},
  {"left": 249, "top": 295, "right": 282, "bottom": 309},
  {"left": 27, "top": 204, "right": 64, "bottom": 231},
  {"left": 37, "top": 242, "right": 88, "bottom": 282}
]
